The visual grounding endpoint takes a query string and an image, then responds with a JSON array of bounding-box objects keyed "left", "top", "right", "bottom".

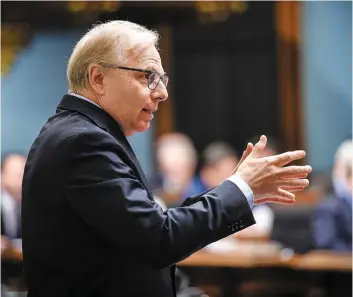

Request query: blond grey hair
[
  {"left": 156, "top": 133, "right": 197, "bottom": 166},
  {"left": 67, "top": 20, "right": 159, "bottom": 93}
]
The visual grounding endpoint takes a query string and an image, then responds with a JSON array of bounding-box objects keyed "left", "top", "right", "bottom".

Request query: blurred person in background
[
  {"left": 313, "top": 139, "right": 352, "bottom": 251},
  {"left": 21, "top": 20, "right": 311, "bottom": 297},
  {"left": 199, "top": 141, "right": 239, "bottom": 189},
  {"left": 148, "top": 132, "right": 204, "bottom": 207},
  {"left": 1, "top": 153, "right": 26, "bottom": 252},
  {"left": 1, "top": 153, "right": 26, "bottom": 296}
]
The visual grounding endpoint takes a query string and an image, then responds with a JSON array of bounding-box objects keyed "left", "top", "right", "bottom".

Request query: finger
[
  {"left": 280, "top": 186, "right": 305, "bottom": 192},
  {"left": 255, "top": 196, "right": 295, "bottom": 205},
  {"left": 268, "top": 150, "right": 306, "bottom": 167},
  {"left": 277, "top": 178, "right": 309, "bottom": 188},
  {"left": 246, "top": 142, "right": 254, "bottom": 152},
  {"left": 279, "top": 165, "right": 312, "bottom": 177},
  {"left": 277, "top": 188, "right": 296, "bottom": 199},
  {"left": 254, "top": 188, "right": 296, "bottom": 205},
  {"left": 280, "top": 173, "right": 308, "bottom": 179},
  {"left": 232, "top": 142, "right": 253, "bottom": 174},
  {"left": 250, "top": 135, "right": 267, "bottom": 157},
  {"left": 240, "top": 142, "right": 253, "bottom": 163}
]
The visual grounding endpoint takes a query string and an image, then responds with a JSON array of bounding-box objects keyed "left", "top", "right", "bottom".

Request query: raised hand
[{"left": 234, "top": 135, "right": 312, "bottom": 205}]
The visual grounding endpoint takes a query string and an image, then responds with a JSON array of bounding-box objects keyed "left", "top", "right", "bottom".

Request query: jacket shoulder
[{"left": 43, "top": 110, "right": 112, "bottom": 143}]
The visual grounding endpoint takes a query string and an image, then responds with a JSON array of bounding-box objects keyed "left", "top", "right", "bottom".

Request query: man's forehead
[
  {"left": 128, "top": 45, "right": 162, "bottom": 68},
  {"left": 138, "top": 51, "right": 162, "bottom": 67}
]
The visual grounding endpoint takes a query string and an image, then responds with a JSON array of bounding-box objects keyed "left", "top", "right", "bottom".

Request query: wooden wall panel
[
  {"left": 275, "top": 2, "right": 304, "bottom": 152},
  {"left": 155, "top": 24, "right": 175, "bottom": 138}
]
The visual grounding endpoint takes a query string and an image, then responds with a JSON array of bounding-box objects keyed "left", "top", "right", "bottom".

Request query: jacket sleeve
[{"left": 65, "top": 129, "right": 255, "bottom": 268}]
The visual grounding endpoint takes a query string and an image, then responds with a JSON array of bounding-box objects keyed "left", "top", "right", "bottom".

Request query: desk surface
[
  {"left": 291, "top": 250, "right": 352, "bottom": 271},
  {"left": 178, "top": 243, "right": 352, "bottom": 272},
  {"left": 2, "top": 246, "right": 23, "bottom": 261},
  {"left": 3, "top": 242, "right": 351, "bottom": 272}
]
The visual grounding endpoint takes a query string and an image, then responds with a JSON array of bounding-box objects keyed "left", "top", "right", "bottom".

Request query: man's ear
[{"left": 88, "top": 65, "right": 105, "bottom": 95}]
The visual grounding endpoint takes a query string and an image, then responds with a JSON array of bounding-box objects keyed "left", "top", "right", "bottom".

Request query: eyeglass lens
[{"left": 149, "top": 72, "right": 168, "bottom": 89}]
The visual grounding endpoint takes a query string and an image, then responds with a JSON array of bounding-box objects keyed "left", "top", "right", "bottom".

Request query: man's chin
[{"left": 135, "top": 122, "right": 151, "bottom": 133}]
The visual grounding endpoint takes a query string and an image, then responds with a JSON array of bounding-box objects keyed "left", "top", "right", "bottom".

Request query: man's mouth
[{"left": 142, "top": 108, "right": 156, "bottom": 114}]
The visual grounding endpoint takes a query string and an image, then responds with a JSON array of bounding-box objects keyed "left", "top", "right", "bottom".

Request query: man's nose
[{"left": 152, "top": 81, "right": 168, "bottom": 101}]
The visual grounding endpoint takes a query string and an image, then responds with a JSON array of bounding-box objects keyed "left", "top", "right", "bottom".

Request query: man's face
[
  {"left": 100, "top": 45, "right": 168, "bottom": 136},
  {"left": 1, "top": 155, "right": 26, "bottom": 201}
]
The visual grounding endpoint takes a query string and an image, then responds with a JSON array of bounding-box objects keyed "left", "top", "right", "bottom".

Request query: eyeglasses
[{"left": 102, "top": 64, "right": 169, "bottom": 90}]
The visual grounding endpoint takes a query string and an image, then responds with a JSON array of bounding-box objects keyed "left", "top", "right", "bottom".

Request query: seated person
[
  {"left": 148, "top": 133, "right": 204, "bottom": 208},
  {"left": 199, "top": 141, "right": 239, "bottom": 189},
  {"left": 1, "top": 153, "right": 26, "bottom": 251},
  {"left": 312, "top": 140, "right": 352, "bottom": 251},
  {"left": 1, "top": 153, "right": 26, "bottom": 289}
]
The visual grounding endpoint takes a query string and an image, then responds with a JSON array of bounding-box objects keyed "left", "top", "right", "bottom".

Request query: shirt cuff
[{"left": 227, "top": 174, "right": 254, "bottom": 208}]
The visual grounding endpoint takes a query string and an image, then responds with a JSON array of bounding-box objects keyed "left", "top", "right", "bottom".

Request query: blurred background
[{"left": 1, "top": 1, "right": 352, "bottom": 297}]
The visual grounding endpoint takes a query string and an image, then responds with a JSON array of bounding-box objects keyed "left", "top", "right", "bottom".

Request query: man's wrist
[{"left": 227, "top": 174, "right": 254, "bottom": 208}]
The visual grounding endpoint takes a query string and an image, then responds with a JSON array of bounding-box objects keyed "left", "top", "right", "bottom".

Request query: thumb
[
  {"left": 232, "top": 142, "right": 253, "bottom": 174},
  {"left": 240, "top": 142, "right": 253, "bottom": 163},
  {"left": 250, "top": 135, "right": 267, "bottom": 157}
]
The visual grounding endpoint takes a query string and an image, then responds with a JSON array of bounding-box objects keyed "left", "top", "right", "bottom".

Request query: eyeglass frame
[{"left": 101, "top": 64, "right": 169, "bottom": 90}]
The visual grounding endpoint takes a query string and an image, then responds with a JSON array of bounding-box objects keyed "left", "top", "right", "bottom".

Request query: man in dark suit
[{"left": 21, "top": 20, "right": 312, "bottom": 297}]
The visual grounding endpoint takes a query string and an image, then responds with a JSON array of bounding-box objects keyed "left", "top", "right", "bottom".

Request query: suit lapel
[{"left": 112, "top": 130, "right": 150, "bottom": 189}]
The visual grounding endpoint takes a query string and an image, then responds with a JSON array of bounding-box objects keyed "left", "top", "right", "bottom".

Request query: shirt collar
[{"left": 70, "top": 93, "right": 102, "bottom": 109}]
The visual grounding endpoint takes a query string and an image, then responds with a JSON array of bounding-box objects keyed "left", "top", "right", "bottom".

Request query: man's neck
[
  {"left": 70, "top": 90, "right": 133, "bottom": 137},
  {"left": 70, "top": 91, "right": 102, "bottom": 109}
]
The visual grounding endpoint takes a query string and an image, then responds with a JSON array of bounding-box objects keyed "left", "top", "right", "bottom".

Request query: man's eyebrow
[
  {"left": 144, "top": 66, "right": 159, "bottom": 72},
  {"left": 138, "top": 56, "right": 161, "bottom": 63},
  {"left": 138, "top": 56, "right": 161, "bottom": 66},
  {"left": 140, "top": 64, "right": 166, "bottom": 75}
]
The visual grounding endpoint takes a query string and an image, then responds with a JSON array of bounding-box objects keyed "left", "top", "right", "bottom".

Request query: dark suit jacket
[
  {"left": 22, "top": 94, "right": 255, "bottom": 297},
  {"left": 313, "top": 194, "right": 352, "bottom": 251}
]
